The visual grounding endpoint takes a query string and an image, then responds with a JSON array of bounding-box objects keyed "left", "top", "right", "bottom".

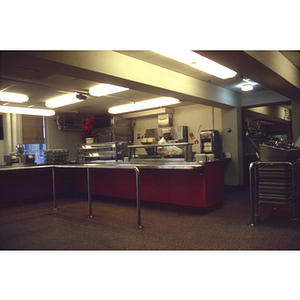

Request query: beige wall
[
  {"left": 0, "top": 114, "right": 23, "bottom": 164},
  {"left": 133, "top": 103, "right": 222, "bottom": 154},
  {"left": 173, "top": 104, "right": 222, "bottom": 153},
  {"left": 0, "top": 114, "right": 82, "bottom": 163},
  {"left": 222, "top": 107, "right": 244, "bottom": 186},
  {"left": 132, "top": 103, "right": 244, "bottom": 186},
  {"left": 0, "top": 105, "right": 244, "bottom": 186},
  {"left": 45, "top": 116, "right": 82, "bottom": 159}
]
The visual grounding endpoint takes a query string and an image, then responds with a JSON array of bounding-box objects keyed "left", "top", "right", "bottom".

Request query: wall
[
  {"left": 45, "top": 116, "right": 82, "bottom": 159},
  {"left": 132, "top": 103, "right": 222, "bottom": 154},
  {"left": 222, "top": 107, "right": 244, "bottom": 186},
  {"left": 0, "top": 105, "right": 244, "bottom": 186},
  {"left": 0, "top": 114, "right": 23, "bottom": 164},
  {"left": 0, "top": 114, "right": 81, "bottom": 163},
  {"left": 131, "top": 103, "right": 244, "bottom": 186},
  {"left": 241, "top": 90, "right": 290, "bottom": 107},
  {"left": 173, "top": 104, "right": 222, "bottom": 153},
  {"left": 292, "top": 100, "right": 300, "bottom": 142}
]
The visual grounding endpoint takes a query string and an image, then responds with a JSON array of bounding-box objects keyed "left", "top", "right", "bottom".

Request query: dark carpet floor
[
  {"left": 1, "top": 188, "right": 300, "bottom": 250},
  {"left": 2, "top": 188, "right": 300, "bottom": 299}
]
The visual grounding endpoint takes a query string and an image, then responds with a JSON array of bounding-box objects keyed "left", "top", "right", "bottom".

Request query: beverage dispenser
[{"left": 200, "top": 130, "right": 221, "bottom": 158}]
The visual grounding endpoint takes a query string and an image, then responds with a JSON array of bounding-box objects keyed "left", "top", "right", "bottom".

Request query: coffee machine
[{"left": 200, "top": 130, "right": 221, "bottom": 158}]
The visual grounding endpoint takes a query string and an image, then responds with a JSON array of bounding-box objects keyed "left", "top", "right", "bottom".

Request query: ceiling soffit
[
  {"left": 195, "top": 51, "right": 300, "bottom": 102},
  {"left": 26, "top": 51, "right": 241, "bottom": 109}
]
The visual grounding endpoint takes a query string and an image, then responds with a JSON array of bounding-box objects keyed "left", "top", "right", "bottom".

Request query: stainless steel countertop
[
  {"left": 0, "top": 163, "right": 54, "bottom": 171},
  {"left": 0, "top": 161, "right": 206, "bottom": 171}
]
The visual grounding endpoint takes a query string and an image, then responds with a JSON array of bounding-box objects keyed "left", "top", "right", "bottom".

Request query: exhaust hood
[{"left": 121, "top": 107, "right": 173, "bottom": 119}]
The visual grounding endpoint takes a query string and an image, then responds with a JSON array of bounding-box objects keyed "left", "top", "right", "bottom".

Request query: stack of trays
[
  {"left": 44, "top": 149, "right": 70, "bottom": 164},
  {"left": 258, "top": 162, "right": 300, "bottom": 205}
]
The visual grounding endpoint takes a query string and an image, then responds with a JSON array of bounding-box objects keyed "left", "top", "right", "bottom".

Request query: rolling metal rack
[{"left": 249, "top": 160, "right": 300, "bottom": 225}]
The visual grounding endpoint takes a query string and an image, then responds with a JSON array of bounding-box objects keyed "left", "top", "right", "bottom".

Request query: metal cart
[{"left": 249, "top": 161, "right": 300, "bottom": 225}]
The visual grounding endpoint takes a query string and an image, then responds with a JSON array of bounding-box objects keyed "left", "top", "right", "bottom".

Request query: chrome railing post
[
  {"left": 87, "top": 167, "right": 92, "bottom": 218},
  {"left": 133, "top": 166, "right": 143, "bottom": 229},
  {"left": 249, "top": 162, "right": 254, "bottom": 226},
  {"left": 52, "top": 167, "right": 57, "bottom": 211},
  {"left": 290, "top": 162, "right": 298, "bottom": 221}
]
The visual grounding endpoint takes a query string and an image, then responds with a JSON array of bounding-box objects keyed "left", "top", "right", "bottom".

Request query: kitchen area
[
  {"left": 2, "top": 9, "right": 300, "bottom": 300},
  {"left": 0, "top": 103, "right": 229, "bottom": 209},
  {"left": 1, "top": 50, "right": 300, "bottom": 215}
]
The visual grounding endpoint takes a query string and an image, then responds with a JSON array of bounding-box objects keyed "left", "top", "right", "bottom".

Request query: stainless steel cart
[{"left": 249, "top": 161, "right": 300, "bottom": 225}]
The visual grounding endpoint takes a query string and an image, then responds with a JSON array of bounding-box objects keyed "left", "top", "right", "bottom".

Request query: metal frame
[
  {"left": 52, "top": 164, "right": 143, "bottom": 229},
  {"left": 128, "top": 142, "right": 193, "bottom": 162},
  {"left": 249, "top": 161, "right": 299, "bottom": 226},
  {"left": 76, "top": 142, "right": 119, "bottom": 162}
]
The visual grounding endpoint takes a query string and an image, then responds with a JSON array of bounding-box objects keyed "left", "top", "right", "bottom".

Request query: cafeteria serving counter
[{"left": 0, "top": 159, "right": 224, "bottom": 210}]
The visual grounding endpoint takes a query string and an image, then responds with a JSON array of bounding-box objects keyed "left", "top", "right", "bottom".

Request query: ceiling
[{"left": 1, "top": 50, "right": 300, "bottom": 120}]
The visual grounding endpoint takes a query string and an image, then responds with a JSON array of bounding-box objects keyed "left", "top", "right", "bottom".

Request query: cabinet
[{"left": 76, "top": 142, "right": 129, "bottom": 163}]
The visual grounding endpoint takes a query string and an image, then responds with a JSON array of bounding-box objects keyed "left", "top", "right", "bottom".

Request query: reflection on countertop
[{"left": 0, "top": 157, "right": 231, "bottom": 171}]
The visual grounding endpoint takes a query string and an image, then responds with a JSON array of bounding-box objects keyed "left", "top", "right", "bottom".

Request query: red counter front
[{"left": 0, "top": 162, "right": 224, "bottom": 208}]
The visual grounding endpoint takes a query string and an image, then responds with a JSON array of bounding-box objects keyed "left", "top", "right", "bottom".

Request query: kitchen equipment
[
  {"left": 25, "top": 154, "right": 35, "bottom": 163},
  {"left": 260, "top": 144, "right": 300, "bottom": 162},
  {"left": 260, "top": 140, "right": 300, "bottom": 162},
  {"left": 10, "top": 153, "right": 20, "bottom": 163},
  {"left": 200, "top": 130, "right": 221, "bottom": 158},
  {"left": 15, "top": 144, "right": 24, "bottom": 155},
  {"left": 77, "top": 142, "right": 129, "bottom": 162},
  {"left": 4, "top": 155, "right": 12, "bottom": 165},
  {"left": 44, "top": 149, "right": 70, "bottom": 164},
  {"left": 146, "top": 126, "right": 188, "bottom": 143},
  {"left": 250, "top": 161, "right": 300, "bottom": 225},
  {"left": 206, "top": 154, "right": 215, "bottom": 161},
  {"left": 194, "top": 153, "right": 214, "bottom": 162},
  {"left": 195, "top": 154, "right": 207, "bottom": 162},
  {"left": 96, "top": 116, "right": 133, "bottom": 143}
]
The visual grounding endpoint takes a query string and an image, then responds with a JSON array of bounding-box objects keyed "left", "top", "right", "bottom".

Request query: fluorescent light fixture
[
  {"left": 0, "top": 105, "right": 55, "bottom": 116},
  {"left": 108, "top": 97, "right": 181, "bottom": 114},
  {"left": 45, "top": 93, "right": 83, "bottom": 108},
  {"left": 89, "top": 84, "right": 129, "bottom": 97},
  {"left": 153, "top": 50, "right": 237, "bottom": 79},
  {"left": 121, "top": 108, "right": 174, "bottom": 119},
  {"left": 0, "top": 91, "right": 29, "bottom": 103}
]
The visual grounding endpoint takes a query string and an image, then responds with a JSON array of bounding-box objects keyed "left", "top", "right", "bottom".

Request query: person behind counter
[{"left": 157, "top": 128, "right": 182, "bottom": 157}]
